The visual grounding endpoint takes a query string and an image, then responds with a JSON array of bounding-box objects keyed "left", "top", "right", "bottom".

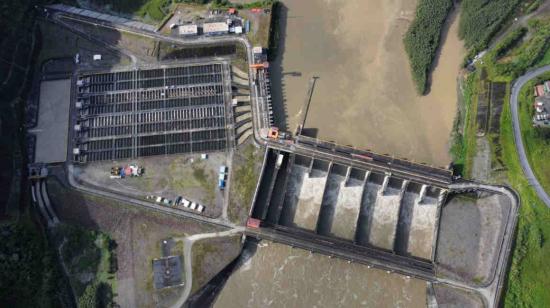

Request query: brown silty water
[
  {"left": 214, "top": 241, "right": 427, "bottom": 307},
  {"left": 270, "top": 0, "right": 465, "bottom": 166}
]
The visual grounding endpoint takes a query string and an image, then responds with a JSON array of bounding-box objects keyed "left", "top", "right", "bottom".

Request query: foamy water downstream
[{"left": 215, "top": 241, "right": 427, "bottom": 307}]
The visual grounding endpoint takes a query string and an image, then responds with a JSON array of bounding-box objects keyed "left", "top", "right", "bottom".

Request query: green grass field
[
  {"left": 499, "top": 93, "right": 550, "bottom": 307},
  {"left": 517, "top": 73, "right": 550, "bottom": 193}
]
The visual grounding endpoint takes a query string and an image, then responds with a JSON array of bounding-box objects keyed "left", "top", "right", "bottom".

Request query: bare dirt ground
[
  {"left": 47, "top": 177, "right": 222, "bottom": 307},
  {"left": 433, "top": 284, "right": 485, "bottom": 308},
  {"left": 472, "top": 137, "right": 491, "bottom": 182},
  {"left": 74, "top": 153, "right": 228, "bottom": 218},
  {"left": 190, "top": 235, "right": 242, "bottom": 294},
  {"left": 436, "top": 192, "right": 511, "bottom": 286}
]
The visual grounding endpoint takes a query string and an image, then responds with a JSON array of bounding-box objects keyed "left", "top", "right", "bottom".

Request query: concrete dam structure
[{"left": 250, "top": 148, "right": 447, "bottom": 271}]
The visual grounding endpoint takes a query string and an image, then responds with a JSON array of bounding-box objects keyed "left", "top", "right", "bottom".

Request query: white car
[
  {"left": 196, "top": 205, "right": 205, "bottom": 213},
  {"left": 182, "top": 199, "right": 190, "bottom": 208},
  {"left": 190, "top": 202, "right": 197, "bottom": 210}
]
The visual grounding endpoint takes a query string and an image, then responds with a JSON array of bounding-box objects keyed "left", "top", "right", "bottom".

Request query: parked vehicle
[
  {"left": 218, "top": 165, "right": 228, "bottom": 190},
  {"left": 196, "top": 204, "right": 205, "bottom": 213},
  {"left": 175, "top": 196, "right": 182, "bottom": 205},
  {"left": 190, "top": 202, "right": 197, "bottom": 210},
  {"left": 110, "top": 164, "right": 144, "bottom": 179}
]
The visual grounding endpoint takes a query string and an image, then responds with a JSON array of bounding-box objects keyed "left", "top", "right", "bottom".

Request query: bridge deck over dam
[{"left": 248, "top": 148, "right": 449, "bottom": 277}]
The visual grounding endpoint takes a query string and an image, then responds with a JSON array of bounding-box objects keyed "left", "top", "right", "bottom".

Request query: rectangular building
[
  {"left": 203, "top": 22, "right": 229, "bottom": 35},
  {"left": 178, "top": 24, "right": 198, "bottom": 36}
]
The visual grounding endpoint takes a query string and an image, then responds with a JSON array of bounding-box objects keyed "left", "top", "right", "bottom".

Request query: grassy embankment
[
  {"left": 91, "top": 0, "right": 171, "bottom": 22},
  {"left": 403, "top": 0, "right": 453, "bottom": 95},
  {"left": 228, "top": 143, "right": 263, "bottom": 224},
  {"left": 452, "top": 15, "right": 550, "bottom": 307},
  {"left": 500, "top": 84, "right": 550, "bottom": 308}
]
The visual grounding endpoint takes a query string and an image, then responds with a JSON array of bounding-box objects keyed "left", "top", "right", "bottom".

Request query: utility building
[
  {"left": 178, "top": 24, "right": 198, "bottom": 36},
  {"left": 203, "top": 22, "right": 229, "bottom": 35}
]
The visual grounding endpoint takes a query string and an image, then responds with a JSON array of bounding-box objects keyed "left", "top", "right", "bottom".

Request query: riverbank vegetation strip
[
  {"left": 403, "top": 0, "right": 453, "bottom": 95},
  {"left": 486, "top": 18, "right": 550, "bottom": 80},
  {"left": 456, "top": 17, "right": 550, "bottom": 305}
]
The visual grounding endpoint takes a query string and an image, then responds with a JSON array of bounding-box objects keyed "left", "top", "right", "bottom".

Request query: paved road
[{"left": 510, "top": 65, "right": 550, "bottom": 208}]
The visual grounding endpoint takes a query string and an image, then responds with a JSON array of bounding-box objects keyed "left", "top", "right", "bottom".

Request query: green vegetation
[
  {"left": 516, "top": 73, "right": 550, "bottom": 193},
  {"left": 450, "top": 73, "right": 478, "bottom": 176},
  {"left": 403, "top": 0, "right": 453, "bottom": 94},
  {"left": 486, "top": 18, "right": 550, "bottom": 80},
  {"left": 92, "top": 0, "right": 171, "bottom": 21},
  {"left": 490, "top": 27, "right": 527, "bottom": 62},
  {"left": 498, "top": 94, "right": 550, "bottom": 307},
  {"left": 0, "top": 219, "right": 73, "bottom": 307},
  {"left": 57, "top": 224, "right": 117, "bottom": 307},
  {"left": 456, "top": 16, "right": 550, "bottom": 303},
  {"left": 459, "top": 0, "right": 521, "bottom": 52},
  {"left": 457, "top": 68, "right": 550, "bottom": 306}
]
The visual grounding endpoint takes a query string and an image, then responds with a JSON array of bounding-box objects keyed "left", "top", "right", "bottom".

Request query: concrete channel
[{"left": 251, "top": 148, "right": 447, "bottom": 264}]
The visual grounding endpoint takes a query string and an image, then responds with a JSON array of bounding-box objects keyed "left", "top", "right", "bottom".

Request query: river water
[
  {"left": 213, "top": 1, "right": 465, "bottom": 306},
  {"left": 214, "top": 241, "right": 427, "bottom": 307},
  {"left": 270, "top": 0, "right": 465, "bottom": 166}
]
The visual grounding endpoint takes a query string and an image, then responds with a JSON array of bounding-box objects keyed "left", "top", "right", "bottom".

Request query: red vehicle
[{"left": 246, "top": 218, "right": 261, "bottom": 228}]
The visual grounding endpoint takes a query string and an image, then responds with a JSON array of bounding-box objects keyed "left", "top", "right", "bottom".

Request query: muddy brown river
[
  {"left": 214, "top": 241, "right": 427, "bottom": 307},
  {"left": 213, "top": 0, "right": 465, "bottom": 306},
  {"left": 270, "top": 0, "right": 465, "bottom": 166}
]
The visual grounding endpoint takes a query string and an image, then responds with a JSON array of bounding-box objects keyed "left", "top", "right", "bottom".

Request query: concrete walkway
[{"left": 510, "top": 65, "right": 550, "bottom": 208}]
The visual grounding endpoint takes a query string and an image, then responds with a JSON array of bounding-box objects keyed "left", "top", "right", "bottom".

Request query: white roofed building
[
  {"left": 203, "top": 22, "right": 229, "bottom": 35},
  {"left": 178, "top": 24, "right": 198, "bottom": 36}
]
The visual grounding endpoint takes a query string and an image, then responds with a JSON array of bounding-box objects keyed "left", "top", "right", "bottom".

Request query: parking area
[
  {"left": 73, "top": 63, "right": 233, "bottom": 162},
  {"left": 73, "top": 152, "right": 230, "bottom": 218}
]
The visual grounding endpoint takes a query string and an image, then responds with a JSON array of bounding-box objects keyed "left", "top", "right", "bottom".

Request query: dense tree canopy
[{"left": 403, "top": 0, "right": 453, "bottom": 95}]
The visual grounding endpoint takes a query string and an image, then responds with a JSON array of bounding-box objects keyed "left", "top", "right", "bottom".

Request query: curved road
[{"left": 510, "top": 65, "right": 550, "bottom": 207}]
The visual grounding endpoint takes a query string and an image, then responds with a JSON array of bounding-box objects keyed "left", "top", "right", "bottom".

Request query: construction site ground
[
  {"left": 47, "top": 174, "right": 226, "bottom": 308},
  {"left": 190, "top": 235, "right": 242, "bottom": 294},
  {"left": 433, "top": 284, "right": 485, "bottom": 308},
  {"left": 436, "top": 192, "right": 512, "bottom": 286},
  {"left": 73, "top": 152, "right": 230, "bottom": 218}
]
